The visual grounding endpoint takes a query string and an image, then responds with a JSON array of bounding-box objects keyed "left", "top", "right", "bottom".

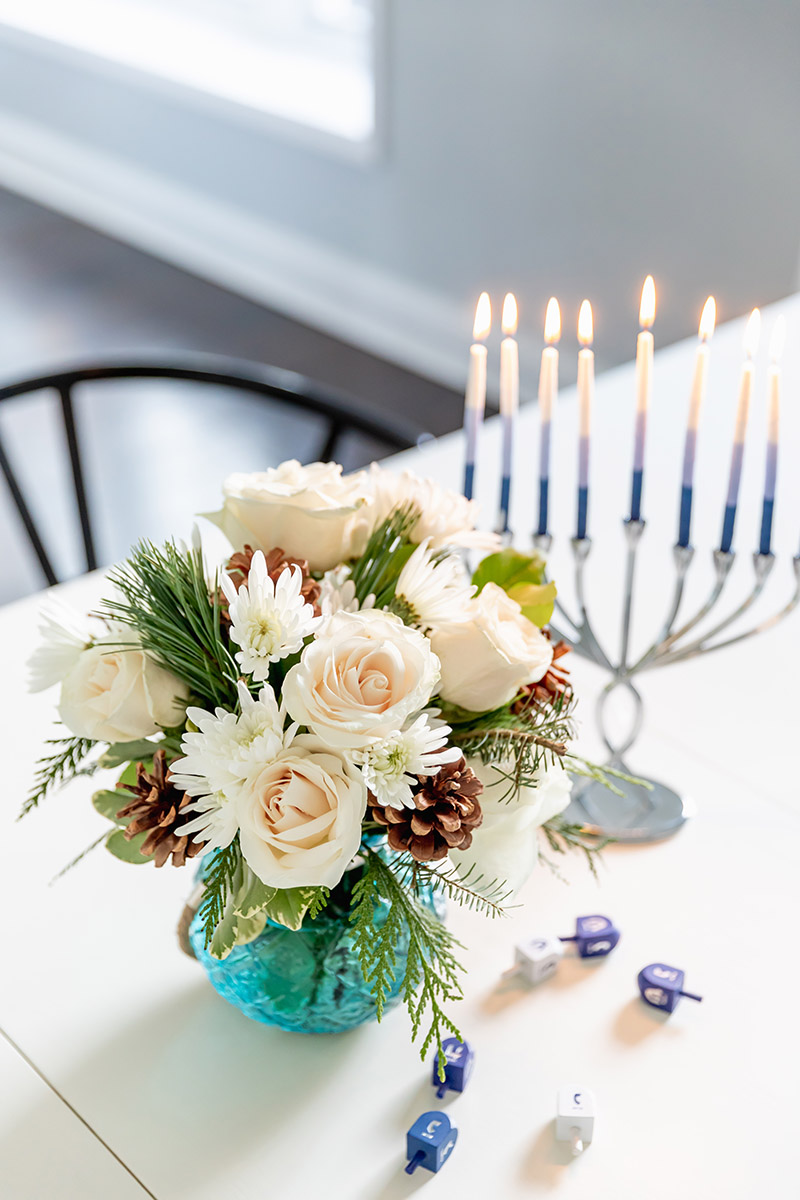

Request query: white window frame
[{"left": 0, "top": 0, "right": 386, "bottom": 163}]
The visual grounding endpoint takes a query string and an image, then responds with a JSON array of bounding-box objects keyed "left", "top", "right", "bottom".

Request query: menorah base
[{"left": 565, "top": 769, "right": 689, "bottom": 843}]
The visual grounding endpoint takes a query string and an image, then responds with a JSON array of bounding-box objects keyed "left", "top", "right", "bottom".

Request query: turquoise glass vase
[{"left": 188, "top": 857, "right": 444, "bottom": 1034}]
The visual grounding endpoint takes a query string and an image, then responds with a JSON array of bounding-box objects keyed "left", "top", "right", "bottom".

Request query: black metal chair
[{"left": 0, "top": 354, "right": 428, "bottom": 587}]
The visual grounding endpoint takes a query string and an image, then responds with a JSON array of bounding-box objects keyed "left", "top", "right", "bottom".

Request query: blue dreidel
[
  {"left": 405, "top": 1111, "right": 458, "bottom": 1174},
  {"left": 432, "top": 1037, "right": 475, "bottom": 1098},
  {"left": 637, "top": 963, "right": 703, "bottom": 1013},
  {"left": 560, "top": 914, "right": 621, "bottom": 958}
]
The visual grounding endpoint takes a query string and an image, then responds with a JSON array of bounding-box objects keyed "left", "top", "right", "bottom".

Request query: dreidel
[
  {"left": 432, "top": 1037, "right": 475, "bottom": 1098},
  {"left": 555, "top": 1087, "right": 595, "bottom": 1156},
  {"left": 637, "top": 963, "right": 703, "bottom": 1013},
  {"left": 405, "top": 1111, "right": 458, "bottom": 1174},
  {"left": 509, "top": 934, "right": 564, "bottom": 985},
  {"left": 560, "top": 914, "right": 621, "bottom": 958}
]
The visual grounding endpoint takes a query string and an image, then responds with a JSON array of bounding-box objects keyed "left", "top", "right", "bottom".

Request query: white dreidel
[
  {"left": 555, "top": 1086, "right": 595, "bottom": 1156},
  {"left": 508, "top": 934, "right": 564, "bottom": 985}
]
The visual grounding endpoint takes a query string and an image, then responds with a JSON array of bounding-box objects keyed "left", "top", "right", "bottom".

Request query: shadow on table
[
  {"left": 0, "top": 981, "right": 363, "bottom": 1198},
  {"left": 613, "top": 997, "right": 677, "bottom": 1046},
  {"left": 480, "top": 952, "right": 609, "bottom": 1016},
  {"left": 517, "top": 1119, "right": 581, "bottom": 1189}
]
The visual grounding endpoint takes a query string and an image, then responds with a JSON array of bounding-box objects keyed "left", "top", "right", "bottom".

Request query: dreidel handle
[
  {"left": 570, "top": 1127, "right": 583, "bottom": 1156},
  {"left": 436, "top": 1082, "right": 448, "bottom": 1099},
  {"left": 405, "top": 1150, "right": 425, "bottom": 1175},
  {"left": 559, "top": 935, "right": 577, "bottom": 942},
  {"left": 679, "top": 990, "right": 703, "bottom": 1002}
]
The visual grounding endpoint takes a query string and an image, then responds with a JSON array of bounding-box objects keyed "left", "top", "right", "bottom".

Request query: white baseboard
[{"left": 0, "top": 108, "right": 538, "bottom": 394}]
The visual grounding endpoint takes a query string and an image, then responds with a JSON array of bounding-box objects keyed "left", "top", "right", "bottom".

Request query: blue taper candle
[
  {"left": 575, "top": 300, "right": 594, "bottom": 540},
  {"left": 677, "top": 297, "right": 716, "bottom": 548},
  {"left": 462, "top": 293, "right": 491, "bottom": 500},
  {"left": 497, "top": 293, "right": 518, "bottom": 535},
  {"left": 758, "top": 316, "right": 785, "bottom": 556},
  {"left": 630, "top": 276, "right": 656, "bottom": 523},
  {"left": 720, "top": 309, "right": 760, "bottom": 553}
]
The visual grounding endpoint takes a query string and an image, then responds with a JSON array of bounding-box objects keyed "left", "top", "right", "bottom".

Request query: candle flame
[
  {"left": 699, "top": 296, "right": 716, "bottom": 341},
  {"left": 743, "top": 308, "right": 761, "bottom": 359},
  {"left": 639, "top": 275, "right": 656, "bottom": 329},
  {"left": 769, "top": 315, "right": 786, "bottom": 364},
  {"left": 501, "top": 293, "right": 518, "bottom": 336},
  {"left": 473, "top": 292, "right": 492, "bottom": 341},
  {"left": 544, "top": 297, "right": 561, "bottom": 344},
  {"left": 578, "top": 299, "right": 593, "bottom": 347}
]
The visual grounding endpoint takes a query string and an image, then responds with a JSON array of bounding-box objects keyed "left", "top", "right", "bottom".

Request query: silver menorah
[{"left": 531, "top": 523, "right": 800, "bottom": 842}]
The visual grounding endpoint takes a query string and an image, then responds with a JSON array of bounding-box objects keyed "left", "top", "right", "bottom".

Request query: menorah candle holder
[{"left": 533, "top": 522, "right": 800, "bottom": 842}]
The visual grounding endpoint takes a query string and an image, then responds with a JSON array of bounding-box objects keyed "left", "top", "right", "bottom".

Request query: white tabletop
[{"left": 2, "top": 297, "right": 800, "bottom": 1198}]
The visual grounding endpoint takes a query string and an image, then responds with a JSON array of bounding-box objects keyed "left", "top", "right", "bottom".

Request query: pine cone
[
  {"left": 225, "top": 544, "right": 321, "bottom": 613},
  {"left": 514, "top": 637, "right": 572, "bottom": 709},
  {"left": 369, "top": 757, "right": 483, "bottom": 863},
  {"left": 115, "top": 750, "right": 204, "bottom": 868}
]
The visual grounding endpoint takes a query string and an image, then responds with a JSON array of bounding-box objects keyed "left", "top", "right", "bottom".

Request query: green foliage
[
  {"left": 349, "top": 505, "right": 419, "bottom": 606},
  {"left": 259, "top": 885, "right": 328, "bottom": 931},
  {"left": 452, "top": 689, "right": 577, "bottom": 801},
  {"left": 100, "top": 539, "right": 239, "bottom": 709},
  {"left": 98, "top": 736, "right": 180, "bottom": 769},
  {"left": 105, "top": 827, "right": 150, "bottom": 864},
  {"left": 350, "top": 849, "right": 464, "bottom": 1076},
  {"left": 91, "top": 789, "right": 128, "bottom": 824},
  {"left": 198, "top": 839, "right": 242, "bottom": 952},
  {"left": 472, "top": 547, "right": 555, "bottom": 626},
  {"left": 540, "top": 816, "right": 611, "bottom": 881},
  {"left": 395, "top": 856, "right": 514, "bottom": 918},
  {"left": 21, "top": 735, "right": 96, "bottom": 819}
]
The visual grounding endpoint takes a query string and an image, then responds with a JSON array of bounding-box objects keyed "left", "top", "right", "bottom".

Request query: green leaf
[
  {"left": 472, "top": 548, "right": 546, "bottom": 595},
  {"left": 234, "top": 872, "right": 278, "bottom": 919},
  {"left": 262, "top": 886, "right": 319, "bottom": 931},
  {"left": 208, "top": 901, "right": 240, "bottom": 959},
  {"left": 506, "top": 579, "right": 557, "bottom": 627},
  {"left": 98, "top": 740, "right": 161, "bottom": 769},
  {"left": 105, "top": 828, "right": 149, "bottom": 864},
  {"left": 232, "top": 910, "right": 268, "bottom": 946},
  {"left": 92, "top": 788, "right": 128, "bottom": 825}
]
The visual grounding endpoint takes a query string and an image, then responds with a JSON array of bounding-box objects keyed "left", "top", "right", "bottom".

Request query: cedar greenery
[
  {"left": 198, "top": 839, "right": 242, "bottom": 950},
  {"left": 21, "top": 733, "right": 96, "bottom": 819},
  {"left": 350, "top": 848, "right": 464, "bottom": 1076},
  {"left": 349, "top": 504, "right": 419, "bottom": 607}
]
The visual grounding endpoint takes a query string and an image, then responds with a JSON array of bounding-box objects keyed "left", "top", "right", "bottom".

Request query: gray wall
[{"left": 0, "top": 1, "right": 797, "bottom": 381}]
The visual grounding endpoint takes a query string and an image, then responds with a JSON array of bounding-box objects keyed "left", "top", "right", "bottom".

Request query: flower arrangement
[{"left": 26, "top": 460, "right": 609, "bottom": 1065}]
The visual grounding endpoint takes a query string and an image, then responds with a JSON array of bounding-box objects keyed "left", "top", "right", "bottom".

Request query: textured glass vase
[{"left": 188, "top": 868, "right": 444, "bottom": 1034}]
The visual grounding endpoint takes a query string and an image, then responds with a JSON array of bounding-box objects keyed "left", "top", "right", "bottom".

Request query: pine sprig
[
  {"left": 198, "top": 839, "right": 242, "bottom": 949},
  {"left": 307, "top": 887, "right": 330, "bottom": 919},
  {"left": 540, "top": 816, "right": 610, "bottom": 880},
  {"left": 349, "top": 505, "right": 419, "bottom": 606},
  {"left": 21, "top": 734, "right": 96, "bottom": 819},
  {"left": 395, "top": 856, "right": 515, "bottom": 918},
  {"left": 99, "top": 539, "right": 239, "bottom": 709},
  {"left": 350, "top": 849, "right": 464, "bottom": 1072}
]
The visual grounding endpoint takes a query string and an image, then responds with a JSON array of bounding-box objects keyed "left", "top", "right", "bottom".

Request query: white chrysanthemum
[
  {"left": 170, "top": 681, "right": 283, "bottom": 800},
  {"left": 318, "top": 565, "right": 375, "bottom": 616},
  {"left": 395, "top": 540, "right": 475, "bottom": 628},
  {"left": 171, "top": 682, "right": 285, "bottom": 855},
  {"left": 367, "top": 464, "right": 499, "bottom": 552},
  {"left": 353, "top": 713, "right": 462, "bottom": 810},
  {"left": 28, "top": 603, "right": 91, "bottom": 693},
  {"left": 222, "top": 552, "right": 321, "bottom": 682}
]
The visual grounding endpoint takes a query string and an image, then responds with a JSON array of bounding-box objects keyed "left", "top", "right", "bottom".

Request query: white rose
[
  {"left": 450, "top": 758, "right": 573, "bottom": 895},
  {"left": 59, "top": 635, "right": 189, "bottom": 742},
  {"left": 282, "top": 609, "right": 440, "bottom": 750},
  {"left": 367, "top": 465, "right": 499, "bottom": 552},
  {"left": 236, "top": 734, "right": 367, "bottom": 888},
  {"left": 430, "top": 583, "right": 553, "bottom": 712},
  {"left": 204, "top": 460, "right": 373, "bottom": 572}
]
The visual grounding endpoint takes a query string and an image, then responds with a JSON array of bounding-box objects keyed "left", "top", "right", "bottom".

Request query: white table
[{"left": 2, "top": 297, "right": 799, "bottom": 1198}]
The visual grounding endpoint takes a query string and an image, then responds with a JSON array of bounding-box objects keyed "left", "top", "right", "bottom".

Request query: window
[{"left": 0, "top": 0, "right": 379, "bottom": 151}]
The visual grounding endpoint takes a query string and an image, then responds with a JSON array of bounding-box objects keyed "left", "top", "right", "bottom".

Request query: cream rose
[
  {"left": 58, "top": 635, "right": 189, "bottom": 742},
  {"left": 429, "top": 583, "right": 553, "bottom": 712},
  {"left": 236, "top": 734, "right": 367, "bottom": 888},
  {"left": 450, "top": 758, "right": 572, "bottom": 895},
  {"left": 282, "top": 609, "right": 440, "bottom": 750},
  {"left": 204, "top": 460, "right": 373, "bottom": 572}
]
